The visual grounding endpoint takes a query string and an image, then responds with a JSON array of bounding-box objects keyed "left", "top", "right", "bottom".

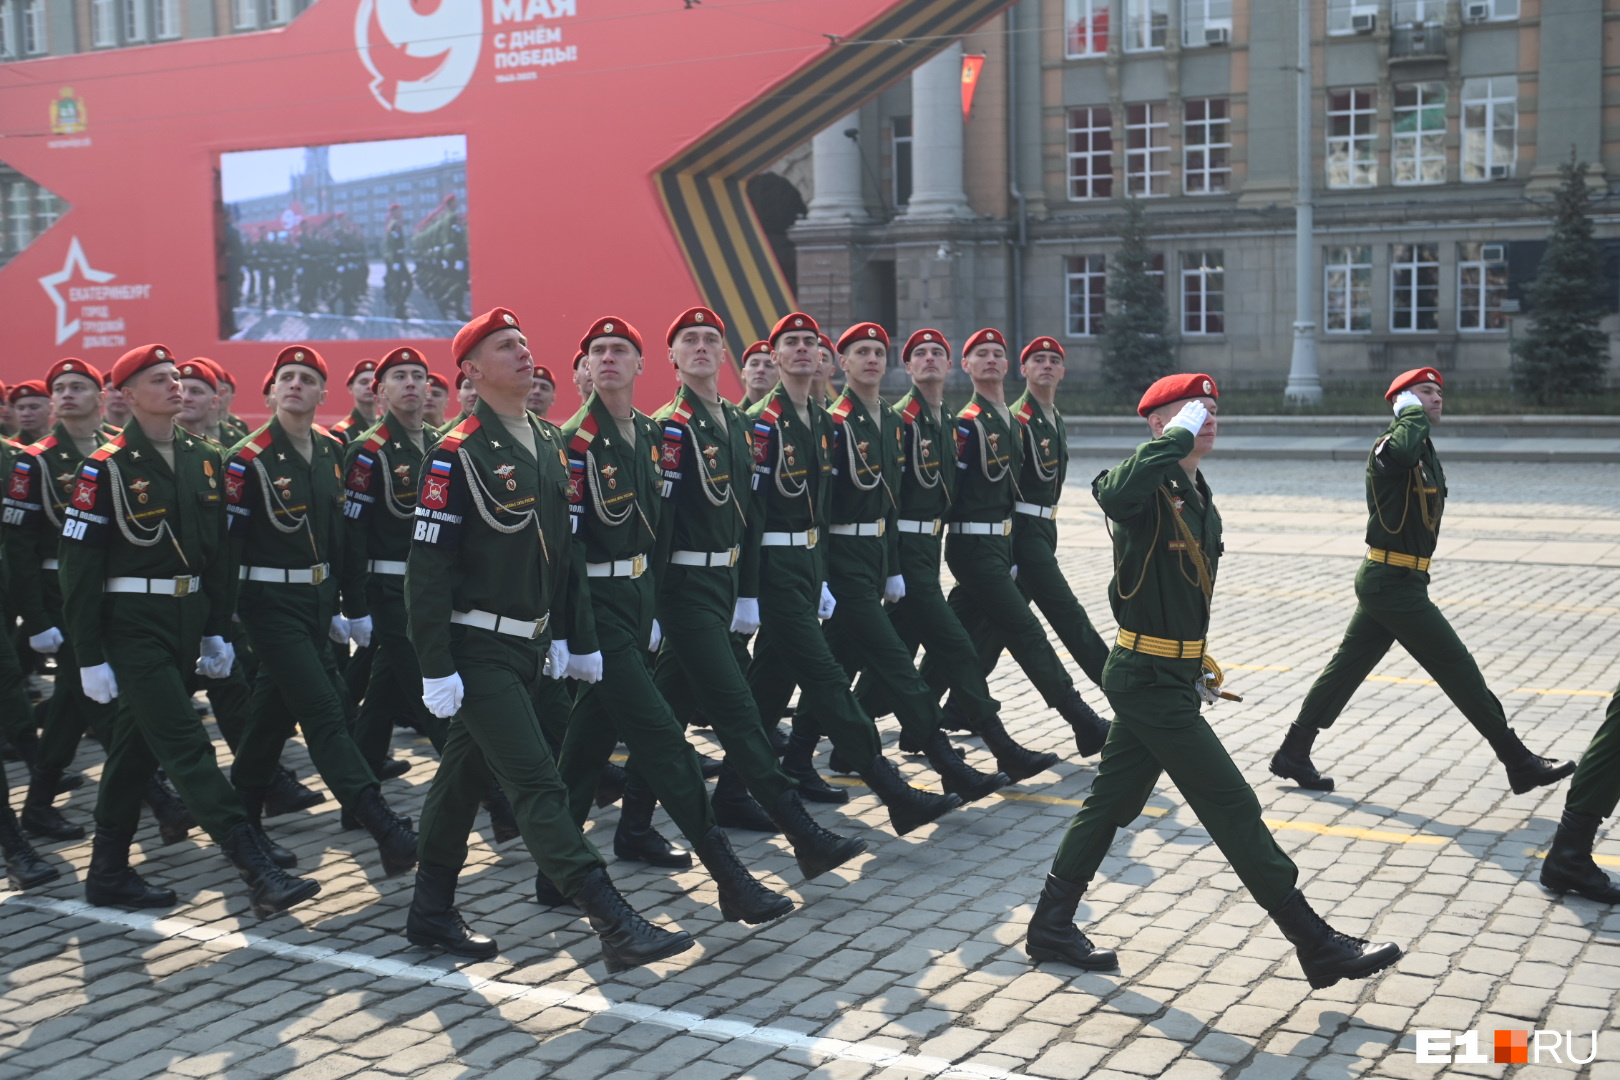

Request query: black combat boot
[
  {"left": 1487, "top": 728, "right": 1576, "bottom": 795},
  {"left": 697, "top": 755, "right": 724, "bottom": 779},
  {"left": 857, "top": 755, "right": 964, "bottom": 836},
  {"left": 406, "top": 863, "right": 499, "bottom": 958},
  {"left": 780, "top": 732, "right": 848, "bottom": 804},
  {"left": 1024, "top": 874, "right": 1118, "bottom": 970},
  {"left": 767, "top": 723, "right": 790, "bottom": 756},
  {"left": 693, "top": 828, "right": 794, "bottom": 924},
  {"left": 768, "top": 790, "right": 868, "bottom": 880},
  {"left": 223, "top": 822, "right": 320, "bottom": 918},
  {"left": 237, "top": 785, "right": 297, "bottom": 868},
  {"left": 1056, "top": 688, "right": 1110, "bottom": 757},
  {"left": 613, "top": 775, "right": 691, "bottom": 868},
  {"left": 1540, "top": 809, "right": 1620, "bottom": 903},
  {"left": 21, "top": 768, "right": 84, "bottom": 841},
  {"left": 351, "top": 786, "right": 418, "bottom": 876},
  {"left": 973, "top": 713, "right": 1059, "bottom": 783},
  {"left": 711, "top": 764, "right": 778, "bottom": 833},
  {"left": 375, "top": 756, "right": 411, "bottom": 780},
  {"left": 1269, "top": 889, "right": 1403, "bottom": 989},
  {"left": 570, "top": 867, "right": 696, "bottom": 973},
  {"left": 482, "top": 784, "right": 520, "bottom": 845},
  {"left": 534, "top": 870, "right": 574, "bottom": 909},
  {"left": 144, "top": 773, "right": 195, "bottom": 846},
  {"left": 1, "top": 804, "right": 59, "bottom": 890},
  {"left": 1270, "top": 723, "right": 1335, "bottom": 791},
  {"left": 921, "top": 730, "right": 1010, "bottom": 803},
  {"left": 595, "top": 762, "right": 627, "bottom": 808},
  {"left": 263, "top": 766, "right": 325, "bottom": 817},
  {"left": 84, "top": 826, "right": 176, "bottom": 910}
]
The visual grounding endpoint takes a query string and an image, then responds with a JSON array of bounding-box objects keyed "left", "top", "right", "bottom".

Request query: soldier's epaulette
[
  {"left": 88, "top": 434, "right": 128, "bottom": 463},
  {"left": 23, "top": 434, "right": 59, "bottom": 458},
  {"left": 1014, "top": 400, "right": 1035, "bottom": 426},
  {"left": 437, "top": 414, "right": 483, "bottom": 452},
  {"left": 100, "top": 423, "right": 123, "bottom": 438},
  {"left": 233, "top": 428, "right": 276, "bottom": 464},
  {"left": 899, "top": 397, "right": 923, "bottom": 426},
  {"left": 331, "top": 415, "right": 356, "bottom": 434},
  {"left": 958, "top": 402, "right": 983, "bottom": 424},
  {"left": 312, "top": 423, "right": 344, "bottom": 446},
  {"left": 829, "top": 396, "right": 854, "bottom": 424},
  {"left": 568, "top": 412, "right": 599, "bottom": 458},
  {"left": 361, "top": 424, "right": 392, "bottom": 454}
]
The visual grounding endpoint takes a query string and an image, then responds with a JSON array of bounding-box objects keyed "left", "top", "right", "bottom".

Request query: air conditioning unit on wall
[
  {"left": 1466, "top": 2, "right": 1490, "bottom": 21},
  {"left": 1205, "top": 25, "right": 1230, "bottom": 45},
  {"left": 1489, "top": 164, "right": 1510, "bottom": 179},
  {"left": 1351, "top": 12, "right": 1376, "bottom": 33},
  {"left": 1481, "top": 244, "right": 1505, "bottom": 262}
]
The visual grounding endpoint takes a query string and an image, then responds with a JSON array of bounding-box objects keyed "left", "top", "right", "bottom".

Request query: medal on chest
[
  {"left": 600, "top": 463, "right": 618, "bottom": 489},
  {"left": 494, "top": 462, "right": 517, "bottom": 491},
  {"left": 130, "top": 477, "right": 151, "bottom": 504}
]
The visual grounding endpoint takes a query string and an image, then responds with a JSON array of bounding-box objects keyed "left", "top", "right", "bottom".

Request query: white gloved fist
[
  {"left": 422, "top": 672, "right": 465, "bottom": 718},
  {"left": 348, "top": 615, "right": 373, "bottom": 648},
  {"left": 81, "top": 663, "right": 119, "bottom": 704},
  {"left": 730, "top": 597, "right": 761, "bottom": 635},
  {"left": 545, "top": 638, "right": 572, "bottom": 680},
  {"left": 1392, "top": 390, "right": 1422, "bottom": 415},
  {"left": 27, "top": 627, "right": 63, "bottom": 655},
  {"left": 1196, "top": 672, "right": 1222, "bottom": 706},
  {"left": 883, "top": 574, "right": 906, "bottom": 604},
  {"left": 648, "top": 619, "right": 663, "bottom": 654},
  {"left": 1010, "top": 565, "right": 1019, "bottom": 581},
  {"left": 1165, "top": 400, "right": 1209, "bottom": 436},
  {"left": 196, "top": 635, "right": 235, "bottom": 680},
  {"left": 328, "top": 614, "right": 351, "bottom": 643},
  {"left": 818, "top": 582, "right": 837, "bottom": 620},
  {"left": 565, "top": 650, "right": 604, "bottom": 684}
]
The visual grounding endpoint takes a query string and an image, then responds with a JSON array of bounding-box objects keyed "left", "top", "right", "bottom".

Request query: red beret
[
  {"left": 742, "top": 340, "right": 772, "bottom": 361},
  {"left": 374, "top": 346, "right": 430, "bottom": 386},
  {"left": 454, "top": 370, "right": 470, "bottom": 391},
  {"left": 1137, "top": 373, "right": 1218, "bottom": 417},
  {"left": 46, "top": 358, "right": 104, "bottom": 390},
  {"left": 453, "top": 308, "right": 522, "bottom": 366},
  {"left": 533, "top": 366, "right": 556, "bottom": 387},
  {"left": 666, "top": 306, "right": 725, "bottom": 346},
  {"left": 346, "top": 358, "right": 378, "bottom": 386},
  {"left": 175, "top": 359, "right": 218, "bottom": 390},
  {"left": 961, "top": 328, "right": 1007, "bottom": 356},
  {"left": 572, "top": 351, "right": 587, "bottom": 372},
  {"left": 110, "top": 344, "right": 178, "bottom": 389},
  {"left": 427, "top": 372, "right": 450, "bottom": 393},
  {"left": 818, "top": 334, "right": 834, "bottom": 353},
  {"left": 262, "top": 370, "right": 275, "bottom": 395},
  {"left": 1020, "top": 337, "right": 1065, "bottom": 364},
  {"left": 769, "top": 312, "right": 819, "bottom": 347},
  {"left": 1385, "top": 367, "right": 1443, "bottom": 402},
  {"left": 271, "top": 345, "right": 328, "bottom": 383},
  {"left": 836, "top": 322, "right": 889, "bottom": 353},
  {"left": 213, "top": 363, "right": 236, "bottom": 390},
  {"left": 902, "top": 329, "right": 950, "bottom": 363},
  {"left": 8, "top": 380, "right": 49, "bottom": 404},
  {"left": 579, "top": 316, "right": 643, "bottom": 356}
]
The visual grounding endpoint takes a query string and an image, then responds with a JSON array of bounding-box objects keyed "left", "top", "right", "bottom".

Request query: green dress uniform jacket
[
  {"left": 329, "top": 407, "right": 374, "bottom": 446},
  {"left": 0, "top": 439, "right": 41, "bottom": 759}
]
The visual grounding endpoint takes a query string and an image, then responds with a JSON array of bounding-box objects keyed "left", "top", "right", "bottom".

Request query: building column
[
  {"left": 804, "top": 112, "right": 869, "bottom": 222},
  {"left": 904, "top": 42, "right": 972, "bottom": 219}
]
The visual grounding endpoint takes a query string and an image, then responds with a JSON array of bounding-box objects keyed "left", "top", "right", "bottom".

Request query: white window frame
[
  {"left": 1327, "top": 88, "right": 1376, "bottom": 189},
  {"left": 1323, "top": 245, "right": 1372, "bottom": 333},
  {"left": 1462, "top": 76, "right": 1517, "bottom": 182},
  {"left": 1066, "top": 255, "right": 1107, "bottom": 337},
  {"left": 91, "top": 0, "right": 117, "bottom": 46},
  {"left": 1183, "top": 97, "right": 1230, "bottom": 194},
  {"left": 1393, "top": 81, "right": 1446, "bottom": 186},
  {"left": 1464, "top": 0, "right": 1518, "bottom": 19},
  {"left": 1181, "top": 251, "right": 1224, "bottom": 335},
  {"left": 266, "top": 0, "right": 289, "bottom": 25},
  {"left": 154, "top": 0, "right": 180, "bottom": 39},
  {"left": 1457, "top": 242, "right": 1508, "bottom": 331},
  {"left": 232, "top": 0, "right": 257, "bottom": 30},
  {"left": 121, "top": 0, "right": 145, "bottom": 42},
  {"left": 1327, "top": 0, "right": 1378, "bottom": 35},
  {"left": 1393, "top": 0, "right": 1444, "bottom": 26},
  {"left": 23, "top": 0, "right": 44, "bottom": 53},
  {"left": 1125, "top": 102, "right": 1169, "bottom": 197},
  {"left": 1065, "top": 0, "right": 1109, "bottom": 58},
  {"left": 1390, "top": 243, "right": 1439, "bottom": 332},
  {"left": 1182, "top": 0, "right": 1231, "bottom": 47},
  {"left": 1122, "top": 0, "right": 1167, "bottom": 52},
  {"left": 890, "top": 115, "right": 912, "bottom": 207},
  {"left": 0, "top": 1, "right": 15, "bottom": 59},
  {"left": 34, "top": 189, "right": 60, "bottom": 233},
  {"left": 1067, "top": 106, "right": 1114, "bottom": 201},
  {"left": 8, "top": 183, "right": 32, "bottom": 254}
]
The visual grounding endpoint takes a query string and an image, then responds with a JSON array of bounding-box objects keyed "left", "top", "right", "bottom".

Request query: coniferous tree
[{"left": 1100, "top": 197, "right": 1176, "bottom": 402}]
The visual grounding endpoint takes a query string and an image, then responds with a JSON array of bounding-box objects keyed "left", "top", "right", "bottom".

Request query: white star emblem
[{"left": 38, "top": 238, "right": 116, "bottom": 346}]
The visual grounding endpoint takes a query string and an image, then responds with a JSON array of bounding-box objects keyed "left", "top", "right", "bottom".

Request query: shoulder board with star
[
  {"left": 437, "top": 414, "right": 483, "bottom": 452},
  {"left": 958, "top": 402, "right": 983, "bottom": 424},
  {"left": 88, "top": 434, "right": 128, "bottom": 463},
  {"left": 753, "top": 397, "right": 784, "bottom": 429},
  {"left": 899, "top": 397, "right": 923, "bottom": 426},
  {"left": 1014, "top": 400, "right": 1035, "bottom": 426},
  {"left": 233, "top": 429, "right": 275, "bottom": 464},
  {"left": 568, "top": 412, "right": 600, "bottom": 457},
  {"left": 23, "top": 434, "right": 59, "bottom": 458},
  {"left": 312, "top": 424, "right": 344, "bottom": 447},
  {"left": 331, "top": 415, "right": 356, "bottom": 435},
  {"left": 361, "top": 424, "right": 392, "bottom": 454},
  {"left": 829, "top": 396, "right": 855, "bottom": 424}
]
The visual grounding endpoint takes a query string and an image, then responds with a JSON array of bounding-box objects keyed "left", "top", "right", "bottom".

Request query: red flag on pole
[{"left": 961, "top": 53, "right": 986, "bottom": 120}]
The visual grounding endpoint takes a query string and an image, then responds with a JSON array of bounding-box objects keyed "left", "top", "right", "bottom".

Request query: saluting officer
[
  {"left": 404, "top": 307, "right": 694, "bottom": 971},
  {"left": 1270, "top": 369, "right": 1574, "bottom": 796},
  {"left": 1025, "top": 374, "right": 1402, "bottom": 991}
]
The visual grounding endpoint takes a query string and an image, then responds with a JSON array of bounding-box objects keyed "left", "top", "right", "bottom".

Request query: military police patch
[{"left": 72, "top": 465, "right": 99, "bottom": 510}]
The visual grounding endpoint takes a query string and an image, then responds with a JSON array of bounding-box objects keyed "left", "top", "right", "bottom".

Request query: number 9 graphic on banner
[{"left": 354, "top": 0, "right": 484, "bottom": 114}]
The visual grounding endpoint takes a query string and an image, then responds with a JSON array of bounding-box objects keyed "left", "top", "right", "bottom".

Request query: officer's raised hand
[
  {"left": 1166, "top": 400, "right": 1209, "bottom": 435},
  {"left": 1391, "top": 390, "right": 1422, "bottom": 415}
]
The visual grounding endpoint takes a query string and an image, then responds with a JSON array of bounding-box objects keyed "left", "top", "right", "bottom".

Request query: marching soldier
[
  {"left": 1025, "top": 373, "right": 1403, "bottom": 991},
  {"left": 404, "top": 307, "right": 694, "bottom": 971},
  {"left": 527, "top": 365, "right": 557, "bottom": 420},
  {"left": 59, "top": 344, "right": 319, "bottom": 917},
  {"left": 10, "top": 381, "right": 52, "bottom": 444},
  {"left": 739, "top": 341, "right": 778, "bottom": 408},
  {"left": 330, "top": 359, "right": 379, "bottom": 445},
  {"left": 1269, "top": 369, "right": 1574, "bottom": 796},
  {"left": 1539, "top": 680, "right": 1620, "bottom": 903}
]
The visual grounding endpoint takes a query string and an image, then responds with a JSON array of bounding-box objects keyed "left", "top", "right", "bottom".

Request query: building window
[
  {"left": 22, "top": 0, "right": 44, "bottom": 52},
  {"left": 266, "top": 0, "right": 288, "bottom": 25},
  {"left": 1065, "top": 0, "right": 1109, "bottom": 57},
  {"left": 1323, "top": 245, "right": 1372, "bottom": 332},
  {"left": 1462, "top": 76, "right": 1516, "bottom": 182},
  {"left": 1393, "top": 82, "right": 1446, "bottom": 185},
  {"left": 92, "top": 0, "right": 117, "bottom": 45},
  {"left": 1182, "top": 0, "right": 1231, "bottom": 46},
  {"left": 1066, "top": 255, "right": 1107, "bottom": 336},
  {"left": 233, "top": 0, "right": 257, "bottom": 30},
  {"left": 1183, "top": 98, "right": 1230, "bottom": 194},
  {"left": 34, "top": 189, "right": 60, "bottom": 232},
  {"left": 122, "top": 0, "right": 145, "bottom": 41},
  {"left": 0, "top": 1, "right": 15, "bottom": 57},
  {"left": 1125, "top": 103, "right": 1168, "bottom": 196},
  {"left": 7, "top": 182, "right": 31, "bottom": 253},
  {"left": 1458, "top": 242, "right": 1508, "bottom": 331},
  {"left": 1182, "top": 251, "right": 1224, "bottom": 335},
  {"left": 1122, "top": 0, "right": 1166, "bottom": 51},
  {"left": 1327, "top": 0, "right": 1377, "bottom": 34},
  {"left": 891, "top": 115, "right": 912, "bottom": 207},
  {"left": 154, "top": 0, "right": 180, "bottom": 38},
  {"left": 1327, "top": 89, "right": 1376, "bottom": 189},
  {"left": 1390, "top": 243, "right": 1439, "bottom": 331},
  {"left": 1067, "top": 107, "right": 1113, "bottom": 200},
  {"left": 1393, "top": 0, "right": 1444, "bottom": 25}
]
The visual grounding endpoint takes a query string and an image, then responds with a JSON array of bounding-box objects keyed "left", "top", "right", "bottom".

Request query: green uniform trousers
[
  {"left": 0, "top": 599, "right": 32, "bottom": 799},
  {"left": 973, "top": 517, "right": 1109, "bottom": 687},
  {"left": 198, "top": 658, "right": 254, "bottom": 752},
  {"left": 354, "top": 577, "right": 447, "bottom": 766},
  {"left": 1566, "top": 678, "right": 1620, "bottom": 820},
  {"left": 1296, "top": 561, "right": 1509, "bottom": 741},
  {"left": 35, "top": 635, "right": 114, "bottom": 772},
  {"left": 416, "top": 627, "right": 603, "bottom": 891},
  {"left": 1051, "top": 673, "right": 1299, "bottom": 912}
]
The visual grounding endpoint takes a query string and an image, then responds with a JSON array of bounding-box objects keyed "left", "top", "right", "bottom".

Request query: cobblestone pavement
[{"left": 4, "top": 456, "right": 1618, "bottom": 1080}]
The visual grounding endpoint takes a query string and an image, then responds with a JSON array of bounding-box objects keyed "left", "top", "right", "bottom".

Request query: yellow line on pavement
[{"left": 1527, "top": 847, "right": 1620, "bottom": 868}]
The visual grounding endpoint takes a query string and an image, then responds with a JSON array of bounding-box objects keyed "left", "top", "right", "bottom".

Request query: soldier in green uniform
[
  {"left": 59, "top": 344, "right": 319, "bottom": 917},
  {"left": 1270, "top": 368, "right": 1574, "bottom": 796},
  {"left": 1539, "top": 681, "right": 1620, "bottom": 903},
  {"left": 918, "top": 329, "right": 1109, "bottom": 758},
  {"left": 739, "top": 340, "right": 778, "bottom": 409},
  {"left": 404, "top": 307, "right": 695, "bottom": 971},
  {"left": 747, "top": 313, "right": 963, "bottom": 836},
  {"left": 329, "top": 359, "right": 379, "bottom": 446},
  {"left": 226, "top": 346, "right": 418, "bottom": 875},
  {"left": 9, "top": 382, "right": 52, "bottom": 445},
  {"left": 215, "top": 365, "right": 252, "bottom": 445},
  {"left": 424, "top": 372, "right": 450, "bottom": 430},
  {"left": 1025, "top": 373, "right": 1402, "bottom": 990}
]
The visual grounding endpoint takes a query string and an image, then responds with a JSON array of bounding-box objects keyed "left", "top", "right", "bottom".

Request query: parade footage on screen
[{"left": 218, "top": 135, "right": 469, "bottom": 342}]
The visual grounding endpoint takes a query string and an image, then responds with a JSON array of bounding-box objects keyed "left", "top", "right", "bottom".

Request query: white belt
[
  {"left": 895, "top": 519, "right": 940, "bottom": 536},
  {"left": 107, "top": 575, "right": 201, "bottom": 597},
  {"left": 829, "top": 520, "right": 885, "bottom": 538},
  {"left": 948, "top": 519, "right": 1013, "bottom": 536},
  {"left": 670, "top": 547, "right": 738, "bottom": 568},
  {"left": 761, "top": 527, "right": 818, "bottom": 548},
  {"left": 367, "top": 559, "right": 408, "bottom": 576},
  {"left": 41, "top": 558, "right": 60, "bottom": 570},
  {"left": 586, "top": 555, "right": 647, "bottom": 579},
  {"left": 450, "top": 609, "right": 550, "bottom": 639},
  {"left": 1014, "top": 502, "right": 1057, "bottom": 520},
  {"left": 241, "top": 563, "right": 329, "bottom": 585}
]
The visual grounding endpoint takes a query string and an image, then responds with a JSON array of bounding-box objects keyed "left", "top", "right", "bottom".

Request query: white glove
[
  {"left": 818, "top": 582, "right": 836, "bottom": 620},
  {"left": 883, "top": 574, "right": 906, "bottom": 604},
  {"left": 1009, "top": 565, "right": 1019, "bottom": 581},
  {"left": 565, "top": 650, "right": 604, "bottom": 683},
  {"left": 1392, "top": 390, "right": 1422, "bottom": 415},
  {"left": 1165, "top": 400, "right": 1209, "bottom": 436},
  {"left": 422, "top": 672, "right": 465, "bottom": 718},
  {"left": 348, "top": 615, "right": 374, "bottom": 648},
  {"left": 731, "top": 597, "right": 760, "bottom": 635},
  {"left": 81, "top": 663, "right": 118, "bottom": 704},
  {"left": 328, "top": 615, "right": 350, "bottom": 643},
  {"left": 1196, "top": 672, "right": 1222, "bottom": 706},
  {"left": 196, "top": 635, "right": 235, "bottom": 680},
  {"left": 27, "top": 627, "right": 63, "bottom": 655},
  {"left": 545, "top": 638, "right": 572, "bottom": 680},
  {"left": 648, "top": 619, "right": 663, "bottom": 653}
]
